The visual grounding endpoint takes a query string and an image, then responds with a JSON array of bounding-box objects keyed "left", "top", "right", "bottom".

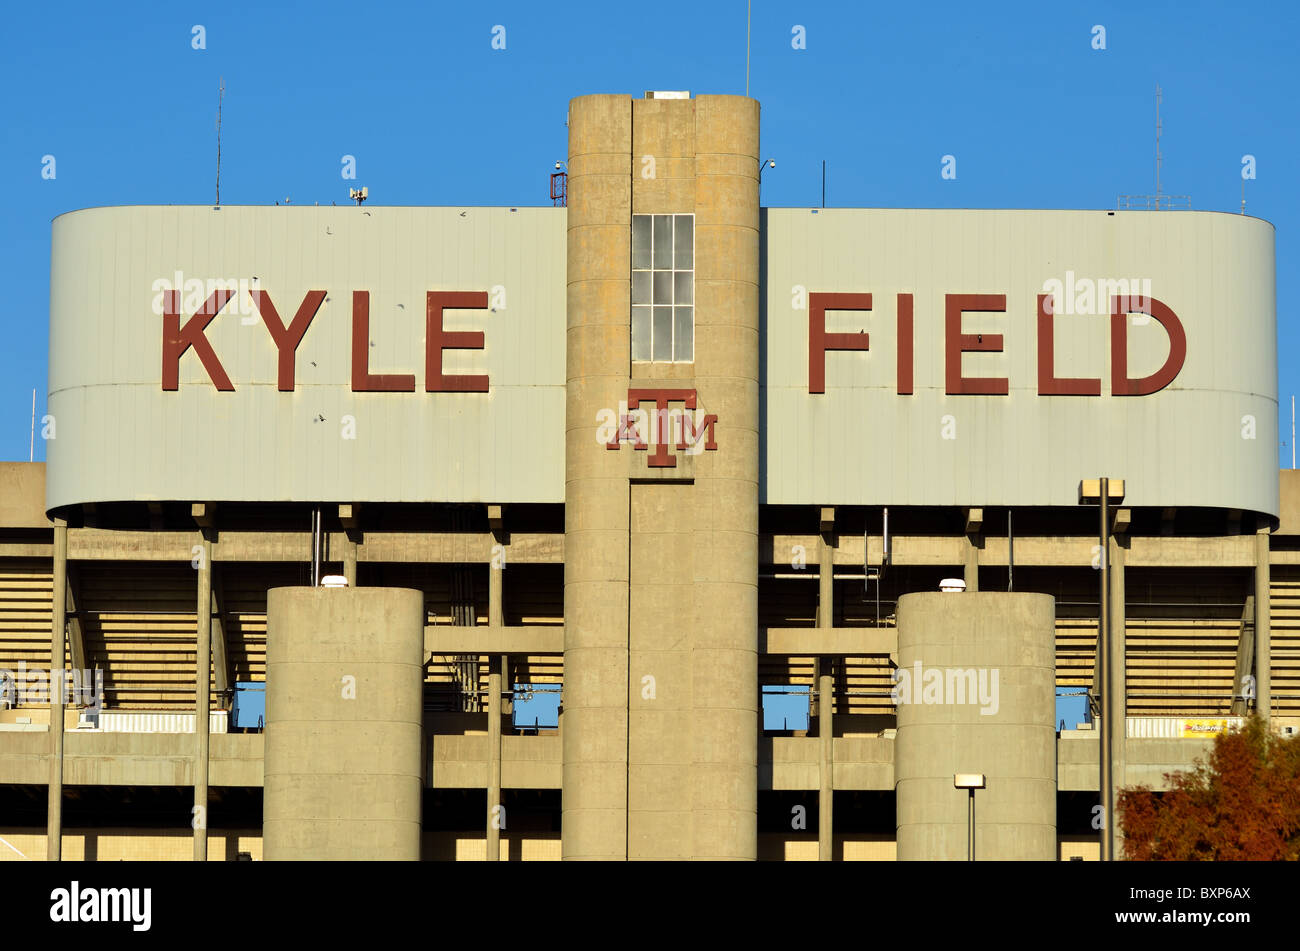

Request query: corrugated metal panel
[
  {"left": 761, "top": 209, "right": 1277, "bottom": 512},
  {"left": 48, "top": 206, "right": 566, "bottom": 509},
  {"left": 96, "top": 711, "right": 227, "bottom": 733}
]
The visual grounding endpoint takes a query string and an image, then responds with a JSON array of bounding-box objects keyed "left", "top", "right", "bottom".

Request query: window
[{"left": 631, "top": 213, "right": 693, "bottom": 362}]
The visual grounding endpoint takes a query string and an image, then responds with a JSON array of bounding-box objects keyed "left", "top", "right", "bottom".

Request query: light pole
[
  {"left": 1079, "top": 477, "right": 1125, "bottom": 861},
  {"left": 758, "top": 158, "right": 775, "bottom": 183},
  {"left": 954, "top": 773, "right": 985, "bottom": 861}
]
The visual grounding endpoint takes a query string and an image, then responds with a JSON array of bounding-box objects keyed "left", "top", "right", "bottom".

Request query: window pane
[
  {"left": 653, "top": 271, "right": 673, "bottom": 304},
  {"left": 653, "top": 306, "right": 673, "bottom": 361},
  {"left": 674, "top": 271, "right": 693, "bottom": 305},
  {"left": 653, "top": 215, "right": 673, "bottom": 269},
  {"left": 632, "top": 216, "right": 652, "bottom": 269},
  {"left": 632, "top": 271, "right": 650, "bottom": 305},
  {"left": 631, "top": 307, "right": 651, "bottom": 362},
  {"left": 674, "top": 307, "right": 693, "bottom": 362},
  {"left": 674, "top": 216, "right": 693, "bottom": 269}
]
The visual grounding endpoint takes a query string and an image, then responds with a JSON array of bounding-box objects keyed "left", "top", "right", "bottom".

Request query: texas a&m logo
[{"left": 601, "top": 388, "right": 718, "bottom": 468}]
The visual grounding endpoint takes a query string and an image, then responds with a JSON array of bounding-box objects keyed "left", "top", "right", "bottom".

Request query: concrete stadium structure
[{"left": 0, "top": 91, "right": 1294, "bottom": 861}]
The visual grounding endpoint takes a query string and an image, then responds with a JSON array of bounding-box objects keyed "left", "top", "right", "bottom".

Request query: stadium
[{"left": 0, "top": 91, "right": 1291, "bottom": 861}]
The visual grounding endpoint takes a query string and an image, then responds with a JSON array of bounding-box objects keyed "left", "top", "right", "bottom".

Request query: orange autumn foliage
[{"left": 1118, "top": 717, "right": 1300, "bottom": 860}]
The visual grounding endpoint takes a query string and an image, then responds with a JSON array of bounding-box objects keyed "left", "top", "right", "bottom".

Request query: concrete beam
[
  {"left": 965, "top": 507, "right": 983, "bottom": 535},
  {"left": 1079, "top": 479, "right": 1126, "bottom": 503},
  {"left": 191, "top": 502, "right": 216, "bottom": 529},
  {"left": 424, "top": 625, "right": 564, "bottom": 657},
  {"left": 0, "top": 732, "right": 263, "bottom": 787},
  {"left": 1161, "top": 508, "right": 1177, "bottom": 536},
  {"left": 761, "top": 534, "right": 1259, "bottom": 569},
  {"left": 64, "top": 529, "right": 563, "bottom": 564},
  {"left": 819, "top": 507, "right": 835, "bottom": 534},
  {"left": 1111, "top": 508, "right": 1131, "bottom": 536},
  {"left": 761, "top": 627, "right": 897, "bottom": 658}
]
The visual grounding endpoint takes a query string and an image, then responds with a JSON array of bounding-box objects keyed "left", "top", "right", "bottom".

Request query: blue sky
[{"left": 2, "top": 0, "right": 1296, "bottom": 462}]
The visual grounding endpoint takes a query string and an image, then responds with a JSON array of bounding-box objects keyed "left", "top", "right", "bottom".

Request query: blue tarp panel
[
  {"left": 231, "top": 681, "right": 266, "bottom": 730},
  {"left": 513, "top": 682, "right": 562, "bottom": 731},
  {"left": 762, "top": 684, "right": 811, "bottom": 731}
]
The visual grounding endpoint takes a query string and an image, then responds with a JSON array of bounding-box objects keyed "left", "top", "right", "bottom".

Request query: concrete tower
[
  {"left": 562, "top": 92, "right": 761, "bottom": 860},
  {"left": 263, "top": 587, "right": 425, "bottom": 860},
  {"left": 894, "top": 592, "right": 1057, "bottom": 860}
]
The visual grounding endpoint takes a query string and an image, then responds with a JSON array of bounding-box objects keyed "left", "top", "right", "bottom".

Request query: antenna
[
  {"left": 29, "top": 389, "right": 35, "bottom": 462},
  {"left": 1116, "top": 83, "right": 1190, "bottom": 210},
  {"left": 215, "top": 77, "right": 225, "bottom": 206},
  {"left": 1155, "top": 82, "right": 1162, "bottom": 201},
  {"left": 745, "top": 1, "right": 751, "bottom": 97}
]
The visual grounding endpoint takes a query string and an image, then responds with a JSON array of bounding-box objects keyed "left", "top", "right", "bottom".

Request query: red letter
[
  {"left": 808, "top": 293, "right": 871, "bottom": 393},
  {"left": 676, "top": 413, "right": 719, "bottom": 451},
  {"left": 351, "top": 291, "right": 415, "bottom": 392},
  {"left": 1037, "top": 294, "right": 1100, "bottom": 395},
  {"left": 897, "top": 293, "right": 914, "bottom": 395},
  {"left": 1111, "top": 295, "right": 1186, "bottom": 395},
  {"left": 628, "top": 389, "right": 697, "bottom": 467},
  {"left": 162, "top": 289, "right": 235, "bottom": 391},
  {"left": 251, "top": 290, "right": 326, "bottom": 391},
  {"left": 945, "top": 294, "right": 1007, "bottom": 395},
  {"left": 426, "top": 291, "right": 489, "bottom": 392}
]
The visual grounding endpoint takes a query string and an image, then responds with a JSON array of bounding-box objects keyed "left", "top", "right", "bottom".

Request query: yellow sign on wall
[{"left": 1179, "top": 718, "right": 1238, "bottom": 738}]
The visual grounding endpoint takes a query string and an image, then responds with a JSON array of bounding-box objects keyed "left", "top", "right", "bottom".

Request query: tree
[{"left": 1118, "top": 717, "right": 1300, "bottom": 860}]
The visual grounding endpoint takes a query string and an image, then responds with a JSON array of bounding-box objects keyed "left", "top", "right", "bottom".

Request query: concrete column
[
  {"left": 263, "top": 587, "right": 424, "bottom": 860},
  {"left": 963, "top": 535, "right": 980, "bottom": 592},
  {"left": 194, "top": 532, "right": 212, "bottom": 861},
  {"left": 46, "top": 517, "right": 67, "bottom": 862},
  {"left": 1108, "top": 536, "right": 1126, "bottom": 859},
  {"left": 488, "top": 511, "right": 506, "bottom": 862},
  {"left": 818, "top": 529, "right": 834, "bottom": 861},
  {"left": 487, "top": 523, "right": 504, "bottom": 861},
  {"left": 687, "top": 94, "right": 760, "bottom": 862},
  {"left": 1255, "top": 528, "right": 1271, "bottom": 721},
  {"left": 895, "top": 592, "right": 1056, "bottom": 860},
  {"left": 342, "top": 536, "right": 358, "bottom": 587},
  {"left": 563, "top": 94, "right": 633, "bottom": 861},
  {"left": 487, "top": 656, "right": 503, "bottom": 861}
]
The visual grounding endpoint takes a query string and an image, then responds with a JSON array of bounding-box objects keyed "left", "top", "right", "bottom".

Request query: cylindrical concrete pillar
[
  {"left": 264, "top": 586, "right": 424, "bottom": 860},
  {"left": 895, "top": 592, "right": 1056, "bottom": 860}
]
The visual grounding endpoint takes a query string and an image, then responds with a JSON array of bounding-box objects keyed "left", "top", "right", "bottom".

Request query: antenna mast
[
  {"left": 215, "top": 77, "right": 225, "bottom": 206},
  {"left": 745, "top": 1, "right": 751, "bottom": 97},
  {"left": 1155, "top": 83, "right": 1162, "bottom": 201}
]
